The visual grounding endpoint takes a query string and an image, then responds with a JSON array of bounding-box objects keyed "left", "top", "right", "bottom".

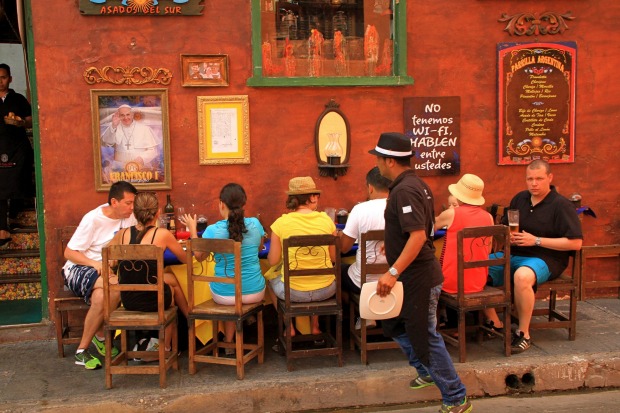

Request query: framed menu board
[{"left": 498, "top": 42, "right": 576, "bottom": 165}]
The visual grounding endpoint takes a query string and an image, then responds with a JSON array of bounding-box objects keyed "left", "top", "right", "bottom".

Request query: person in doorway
[
  {"left": 62, "top": 181, "right": 138, "bottom": 370},
  {"left": 487, "top": 159, "right": 582, "bottom": 353},
  {"left": 181, "top": 183, "right": 266, "bottom": 356},
  {"left": 435, "top": 173, "right": 501, "bottom": 331},
  {"left": 369, "top": 132, "right": 472, "bottom": 413},
  {"left": 338, "top": 166, "right": 391, "bottom": 329},
  {"left": 0, "top": 63, "right": 34, "bottom": 245},
  {"left": 101, "top": 104, "right": 159, "bottom": 166}
]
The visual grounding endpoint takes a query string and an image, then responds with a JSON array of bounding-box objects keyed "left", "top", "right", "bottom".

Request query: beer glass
[{"left": 507, "top": 209, "right": 520, "bottom": 233}]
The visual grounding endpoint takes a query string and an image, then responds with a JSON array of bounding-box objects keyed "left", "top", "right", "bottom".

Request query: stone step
[
  {"left": 0, "top": 273, "right": 40, "bottom": 284},
  {"left": 0, "top": 256, "right": 41, "bottom": 276},
  {"left": 0, "top": 233, "right": 39, "bottom": 251},
  {"left": 0, "top": 281, "right": 41, "bottom": 300}
]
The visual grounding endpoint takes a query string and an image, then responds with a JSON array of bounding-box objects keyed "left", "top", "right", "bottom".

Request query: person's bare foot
[{"left": 0, "top": 230, "right": 10, "bottom": 239}]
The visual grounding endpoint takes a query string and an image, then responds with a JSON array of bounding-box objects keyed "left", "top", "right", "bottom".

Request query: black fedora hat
[{"left": 368, "top": 132, "right": 414, "bottom": 158}]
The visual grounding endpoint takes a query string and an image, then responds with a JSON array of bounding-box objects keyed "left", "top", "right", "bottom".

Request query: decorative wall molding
[
  {"left": 498, "top": 11, "right": 575, "bottom": 36},
  {"left": 83, "top": 66, "right": 173, "bottom": 85}
]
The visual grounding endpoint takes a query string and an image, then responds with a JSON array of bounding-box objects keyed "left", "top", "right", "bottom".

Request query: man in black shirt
[
  {"left": 369, "top": 132, "right": 471, "bottom": 413},
  {"left": 488, "top": 159, "right": 582, "bottom": 353}
]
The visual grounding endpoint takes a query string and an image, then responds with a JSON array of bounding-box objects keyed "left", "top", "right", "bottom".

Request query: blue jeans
[{"left": 392, "top": 284, "right": 467, "bottom": 406}]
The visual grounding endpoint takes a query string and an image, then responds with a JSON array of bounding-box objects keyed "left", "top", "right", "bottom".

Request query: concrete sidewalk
[{"left": 1, "top": 298, "right": 620, "bottom": 413}]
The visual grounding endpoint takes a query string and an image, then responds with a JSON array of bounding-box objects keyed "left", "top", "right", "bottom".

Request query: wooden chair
[
  {"left": 101, "top": 244, "right": 179, "bottom": 389},
  {"left": 276, "top": 234, "right": 343, "bottom": 371},
  {"left": 186, "top": 238, "right": 264, "bottom": 380},
  {"left": 580, "top": 244, "right": 620, "bottom": 299},
  {"left": 439, "top": 225, "right": 512, "bottom": 363},
  {"left": 349, "top": 230, "right": 399, "bottom": 364},
  {"left": 54, "top": 226, "right": 90, "bottom": 357},
  {"left": 529, "top": 248, "right": 581, "bottom": 340}
]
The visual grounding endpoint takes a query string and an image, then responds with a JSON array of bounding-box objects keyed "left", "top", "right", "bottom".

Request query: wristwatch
[
  {"left": 535, "top": 237, "right": 542, "bottom": 247},
  {"left": 388, "top": 267, "right": 399, "bottom": 278}
]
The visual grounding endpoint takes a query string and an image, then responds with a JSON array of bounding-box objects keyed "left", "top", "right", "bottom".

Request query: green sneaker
[
  {"left": 75, "top": 350, "right": 102, "bottom": 370},
  {"left": 440, "top": 397, "right": 473, "bottom": 413},
  {"left": 410, "top": 375, "right": 435, "bottom": 389},
  {"left": 92, "top": 336, "right": 119, "bottom": 357}
]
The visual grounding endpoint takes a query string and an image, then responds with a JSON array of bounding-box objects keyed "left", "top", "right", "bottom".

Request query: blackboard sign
[
  {"left": 79, "top": 0, "right": 204, "bottom": 16},
  {"left": 498, "top": 42, "right": 576, "bottom": 165},
  {"left": 403, "top": 96, "right": 461, "bottom": 176}
]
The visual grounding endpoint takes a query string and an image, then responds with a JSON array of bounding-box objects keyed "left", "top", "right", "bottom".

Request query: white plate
[{"left": 359, "top": 281, "right": 403, "bottom": 320}]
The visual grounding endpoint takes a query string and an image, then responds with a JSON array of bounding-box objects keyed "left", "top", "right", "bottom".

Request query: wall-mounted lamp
[{"left": 315, "top": 99, "right": 350, "bottom": 180}]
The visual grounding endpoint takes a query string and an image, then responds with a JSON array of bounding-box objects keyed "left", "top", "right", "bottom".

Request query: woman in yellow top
[{"left": 268, "top": 176, "right": 337, "bottom": 337}]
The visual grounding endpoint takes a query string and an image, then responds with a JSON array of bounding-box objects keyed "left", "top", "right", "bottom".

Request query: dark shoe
[
  {"left": 409, "top": 375, "right": 435, "bottom": 389},
  {"left": 440, "top": 397, "right": 472, "bottom": 413},
  {"left": 0, "top": 238, "right": 12, "bottom": 247},
  {"left": 313, "top": 339, "right": 326, "bottom": 347},
  {"left": 511, "top": 331, "right": 531, "bottom": 353},
  {"left": 483, "top": 320, "right": 504, "bottom": 339},
  {"left": 271, "top": 338, "right": 284, "bottom": 355}
]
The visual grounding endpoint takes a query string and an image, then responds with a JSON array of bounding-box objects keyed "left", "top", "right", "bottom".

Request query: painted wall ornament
[
  {"left": 83, "top": 66, "right": 172, "bottom": 85},
  {"left": 499, "top": 11, "right": 575, "bottom": 36}
]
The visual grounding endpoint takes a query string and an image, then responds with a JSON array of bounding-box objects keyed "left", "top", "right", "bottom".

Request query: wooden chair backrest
[
  {"left": 360, "top": 230, "right": 388, "bottom": 285},
  {"left": 58, "top": 226, "right": 77, "bottom": 274},
  {"left": 456, "top": 225, "right": 511, "bottom": 303},
  {"left": 186, "top": 238, "right": 243, "bottom": 315},
  {"left": 101, "top": 244, "right": 165, "bottom": 322},
  {"left": 282, "top": 234, "right": 341, "bottom": 307}
]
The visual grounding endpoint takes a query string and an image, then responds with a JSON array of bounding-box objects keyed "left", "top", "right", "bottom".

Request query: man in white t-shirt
[
  {"left": 63, "top": 181, "right": 137, "bottom": 370},
  {"left": 339, "top": 167, "right": 391, "bottom": 293}
]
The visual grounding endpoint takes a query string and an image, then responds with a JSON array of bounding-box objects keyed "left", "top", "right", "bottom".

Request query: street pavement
[{"left": 0, "top": 298, "right": 619, "bottom": 413}]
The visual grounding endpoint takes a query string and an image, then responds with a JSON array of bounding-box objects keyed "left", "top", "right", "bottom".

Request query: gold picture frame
[
  {"left": 90, "top": 89, "right": 172, "bottom": 191},
  {"left": 181, "top": 54, "right": 229, "bottom": 87},
  {"left": 197, "top": 95, "right": 250, "bottom": 165}
]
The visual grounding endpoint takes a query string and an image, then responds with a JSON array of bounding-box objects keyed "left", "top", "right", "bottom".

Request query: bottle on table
[{"left": 164, "top": 194, "right": 175, "bottom": 231}]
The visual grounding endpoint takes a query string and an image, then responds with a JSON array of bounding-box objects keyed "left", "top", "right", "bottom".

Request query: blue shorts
[
  {"left": 269, "top": 277, "right": 336, "bottom": 302},
  {"left": 488, "top": 252, "right": 551, "bottom": 287},
  {"left": 64, "top": 265, "right": 98, "bottom": 305}
]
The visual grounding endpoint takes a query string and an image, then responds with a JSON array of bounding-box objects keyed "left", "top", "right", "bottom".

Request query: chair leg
[
  {"left": 337, "top": 313, "right": 343, "bottom": 367},
  {"left": 349, "top": 304, "right": 356, "bottom": 351},
  {"left": 158, "top": 329, "right": 166, "bottom": 389},
  {"left": 188, "top": 319, "right": 196, "bottom": 375},
  {"left": 569, "top": 291, "right": 577, "bottom": 341},
  {"left": 257, "top": 310, "right": 265, "bottom": 364},
  {"left": 503, "top": 306, "right": 512, "bottom": 357},
  {"left": 360, "top": 318, "right": 368, "bottom": 365},
  {"left": 105, "top": 328, "right": 113, "bottom": 389},
  {"left": 458, "top": 310, "right": 467, "bottom": 363},
  {"left": 235, "top": 320, "right": 245, "bottom": 380},
  {"left": 55, "top": 308, "right": 65, "bottom": 358},
  {"left": 172, "top": 319, "right": 179, "bottom": 371}
]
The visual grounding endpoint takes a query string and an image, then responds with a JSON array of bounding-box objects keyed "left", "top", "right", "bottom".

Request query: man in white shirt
[
  {"left": 339, "top": 167, "right": 391, "bottom": 294},
  {"left": 63, "top": 181, "right": 137, "bottom": 370}
]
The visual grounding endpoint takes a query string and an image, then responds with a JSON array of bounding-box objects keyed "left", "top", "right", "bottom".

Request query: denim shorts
[
  {"left": 64, "top": 265, "right": 99, "bottom": 305},
  {"left": 488, "top": 252, "right": 551, "bottom": 287},
  {"left": 269, "top": 277, "right": 336, "bottom": 302}
]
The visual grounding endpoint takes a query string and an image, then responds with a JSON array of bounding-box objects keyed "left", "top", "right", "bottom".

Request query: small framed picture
[
  {"left": 197, "top": 95, "right": 250, "bottom": 165},
  {"left": 180, "top": 54, "right": 229, "bottom": 87},
  {"left": 90, "top": 89, "right": 172, "bottom": 191}
]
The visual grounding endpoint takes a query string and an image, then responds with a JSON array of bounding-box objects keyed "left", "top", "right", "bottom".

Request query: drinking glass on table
[
  {"left": 177, "top": 207, "right": 186, "bottom": 231},
  {"left": 507, "top": 209, "right": 519, "bottom": 233}
]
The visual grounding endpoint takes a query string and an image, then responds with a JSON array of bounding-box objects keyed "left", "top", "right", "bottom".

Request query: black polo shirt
[
  {"left": 384, "top": 169, "right": 441, "bottom": 281},
  {"left": 503, "top": 186, "right": 583, "bottom": 278}
]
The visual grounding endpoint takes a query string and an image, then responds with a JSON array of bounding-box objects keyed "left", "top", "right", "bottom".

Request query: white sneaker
[
  {"left": 145, "top": 337, "right": 159, "bottom": 352},
  {"left": 355, "top": 317, "right": 377, "bottom": 330}
]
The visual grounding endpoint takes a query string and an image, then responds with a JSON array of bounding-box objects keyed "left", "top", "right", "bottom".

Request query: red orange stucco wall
[{"left": 30, "top": 1, "right": 619, "bottom": 313}]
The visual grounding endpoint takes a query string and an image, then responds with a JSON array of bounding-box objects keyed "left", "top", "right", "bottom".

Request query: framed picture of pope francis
[{"left": 90, "top": 89, "right": 172, "bottom": 191}]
